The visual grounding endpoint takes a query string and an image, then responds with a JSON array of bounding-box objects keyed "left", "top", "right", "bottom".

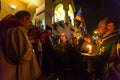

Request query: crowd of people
[{"left": 0, "top": 10, "right": 120, "bottom": 80}]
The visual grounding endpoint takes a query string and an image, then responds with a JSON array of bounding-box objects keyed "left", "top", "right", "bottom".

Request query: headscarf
[{"left": 28, "top": 27, "right": 49, "bottom": 44}]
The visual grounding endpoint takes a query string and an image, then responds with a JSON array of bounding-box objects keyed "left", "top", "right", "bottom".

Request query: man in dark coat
[{"left": 89, "top": 17, "right": 120, "bottom": 80}]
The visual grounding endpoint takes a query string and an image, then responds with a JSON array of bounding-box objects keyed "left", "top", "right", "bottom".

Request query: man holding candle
[{"left": 88, "top": 17, "right": 120, "bottom": 80}]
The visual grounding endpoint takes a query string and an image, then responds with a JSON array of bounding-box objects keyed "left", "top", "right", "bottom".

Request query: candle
[{"left": 87, "top": 45, "right": 92, "bottom": 53}]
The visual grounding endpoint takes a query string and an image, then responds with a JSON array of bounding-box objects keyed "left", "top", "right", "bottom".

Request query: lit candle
[{"left": 87, "top": 45, "right": 92, "bottom": 53}]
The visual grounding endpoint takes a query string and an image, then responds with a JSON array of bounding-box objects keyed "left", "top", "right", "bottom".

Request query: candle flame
[
  {"left": 87, "top": 45, "right": 92, "bottom": 49},
  {"left": 87, "top": 45, "right": 92, "bottom": 53}
]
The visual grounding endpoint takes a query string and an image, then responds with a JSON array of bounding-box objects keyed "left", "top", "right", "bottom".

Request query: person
[
  {"left": 40, "top": 30, "right": 58, "bottom": 80},
  {"left": 67, "top": 37, "right": 90, "bottom": 80},
  {"left": 88, "top": 17, "right": 120, "bottom": 80},
  {"left": 71, "top": 37, "right": 78, "bottom": 47},
  {"left": 0, "top": 10, "right": 41, "bottom": 80},
  {"left": 27, "top": 25, "right": 43, "bottom": 68}
]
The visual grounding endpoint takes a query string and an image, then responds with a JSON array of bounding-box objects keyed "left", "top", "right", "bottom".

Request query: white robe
[{"left": 0, "top": 26, "right": 41, "bottom": 80}]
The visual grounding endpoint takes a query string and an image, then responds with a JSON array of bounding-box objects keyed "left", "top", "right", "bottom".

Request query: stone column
[{"left": 63, "top": 3, "right": 69, "bottom": 23}]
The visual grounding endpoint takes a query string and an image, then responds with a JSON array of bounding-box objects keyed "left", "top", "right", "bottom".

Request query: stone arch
[{"left": 54, "top": 3, "right": 65, "bottom": 22}]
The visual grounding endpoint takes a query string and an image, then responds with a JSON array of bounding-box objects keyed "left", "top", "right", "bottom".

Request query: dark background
[{"left": 74, "top": 0, "right": 120, "bottom": 34}]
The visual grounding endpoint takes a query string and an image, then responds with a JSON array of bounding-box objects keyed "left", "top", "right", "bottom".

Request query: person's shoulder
[
  {"left": 114, "top": 33, "right": 120, "bottom": 43},
  {"left": 14, "top": 25, "right": 22, "bottom": 29},
  {"left": 115, "top": 33, "right": 120, "bottom": 38},
  {"left": 12, "top": 26, "right": 26, "bottom": 34},
  {"left": 117, "top": 33, "right": 120, "bottom": 36},
  {"left": 0, "top": 14, "right": 21, "bottom": 31}
]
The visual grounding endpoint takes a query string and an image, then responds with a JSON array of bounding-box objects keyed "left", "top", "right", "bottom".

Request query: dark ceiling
[{"left": 73, "top": 0, "right": 120, "bottom": 33}]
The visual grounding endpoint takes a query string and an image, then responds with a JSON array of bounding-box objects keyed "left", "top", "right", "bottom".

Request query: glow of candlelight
[{"left": 87, "top": 45, "right": 92, "bottom": 53}]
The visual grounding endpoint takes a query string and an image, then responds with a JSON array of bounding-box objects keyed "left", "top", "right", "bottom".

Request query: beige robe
[{"left": 0, "top": 26, "right": 41, "bottom": 80}]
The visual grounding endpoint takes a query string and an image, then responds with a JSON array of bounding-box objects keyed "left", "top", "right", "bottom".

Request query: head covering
[
  {"left": 39, "top": 30, "right": 49, "bottom": 43},
  {"left": 0, "top": 14, "right": 21, "bottom": 31},
  {"left": 28, "top": 27, "right": 49, "bottom": 43},
  {"left": 28, "top": 26, "right": 42, "bottom": 39}
]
